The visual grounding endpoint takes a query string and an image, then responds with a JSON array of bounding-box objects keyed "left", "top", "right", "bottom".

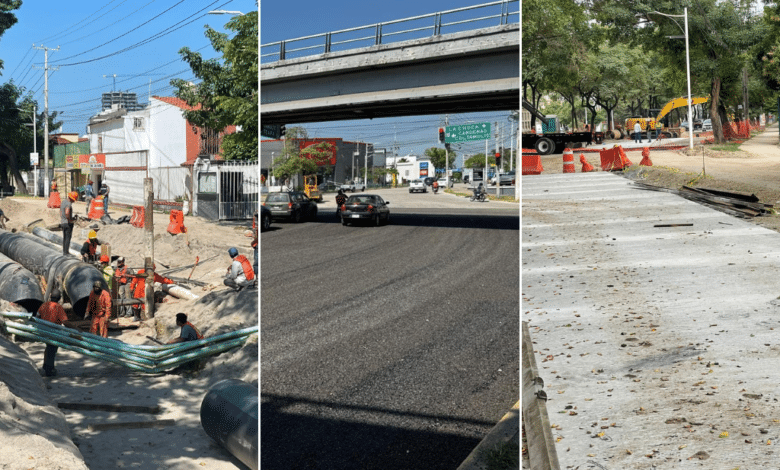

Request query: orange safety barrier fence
[
  {"left": 131, "top": 206, "right": 145, "bottom": 228},
  {"left": 47, "top": 191, "right": 61, "bottom": 209},
  {"left": 166, "top": 210, "right": 187, "bottom": 235},
  {"left": 522, "top": 154, "right": 544, "bottom": 175},
  {"left": 88, "top": 196, "right": 105, "bottom": 220},
  {"left": 600, "top": 145, "right": 633, "bottom": 171}
]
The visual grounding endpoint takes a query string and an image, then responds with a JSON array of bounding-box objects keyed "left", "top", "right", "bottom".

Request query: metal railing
[{"left": 261, "top": 0, "right": 518, "bottom": 63}]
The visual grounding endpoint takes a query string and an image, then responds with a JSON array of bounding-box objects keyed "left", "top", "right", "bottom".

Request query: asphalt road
[{"left": 260, "top": 189, "right": 519, "bottom": 470}]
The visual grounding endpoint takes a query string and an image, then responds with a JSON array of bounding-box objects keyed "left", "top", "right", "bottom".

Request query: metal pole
[
  {"left": 44, "top": 51, "right": 50, "bottom": 198},
  {"left": 143, "top": 178, "right": 154, "bottom": 319},
  {"left": 364, "top": 142, "right": 367, "bottom": 188},
  {"left": 445, "top": 114, "right": 449, "bottom": 186},
  {"left": 685, "top": 7, "right": 693, "bottom": 150}
]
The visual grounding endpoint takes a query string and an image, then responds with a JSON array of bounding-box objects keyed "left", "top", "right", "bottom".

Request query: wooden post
[{"left": 143, "top": 178, "right": 154, "bottom": 319}]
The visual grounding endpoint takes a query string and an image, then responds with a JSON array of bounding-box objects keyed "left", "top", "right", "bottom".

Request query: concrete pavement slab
[{"left": 522, "top": 172, "right": 780, "bottom": 468}]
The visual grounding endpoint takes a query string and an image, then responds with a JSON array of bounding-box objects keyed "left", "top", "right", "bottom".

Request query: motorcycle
[{"left": 469, "top": 190, "right": 487, "bottom": 202}]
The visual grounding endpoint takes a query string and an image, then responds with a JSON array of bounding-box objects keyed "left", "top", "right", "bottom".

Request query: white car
[{"left": 409, "top": 179, "right": 427, "bottom": 193}]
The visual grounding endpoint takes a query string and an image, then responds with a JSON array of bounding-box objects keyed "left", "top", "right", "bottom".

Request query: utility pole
[
  {"left": 444, "top": 114, "right": 449, "bottom": 186},
  {"left": 33, "top": 44, "right": 59, "bottom": 198}
]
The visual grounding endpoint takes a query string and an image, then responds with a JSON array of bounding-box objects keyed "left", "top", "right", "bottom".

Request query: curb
[{"left": 457, "top": 401, "right": 520, "bottom": 470}]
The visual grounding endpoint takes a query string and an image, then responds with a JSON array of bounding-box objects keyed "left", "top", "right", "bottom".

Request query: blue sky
[
  {"left": 0, "top": 0, "right": 257, "bottom": 135},
  {"left": 260, "top": 0, "right": 520, "bottom": 163}
]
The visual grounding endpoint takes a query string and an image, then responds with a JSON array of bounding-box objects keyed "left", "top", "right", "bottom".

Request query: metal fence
[
  {"left": 261, "top": 0, "right": 519, "bottom": 63},
  {"left": 195, "top": 160, "right": 258, "bottom": 221}
]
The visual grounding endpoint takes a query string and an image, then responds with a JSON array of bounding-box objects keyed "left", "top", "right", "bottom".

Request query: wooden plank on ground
[
  {"left": 88, "top": 419, "right": 175, "bottom": 431},
  {"left": 58, "top": 403, "right": 160, "bottom": 414}
]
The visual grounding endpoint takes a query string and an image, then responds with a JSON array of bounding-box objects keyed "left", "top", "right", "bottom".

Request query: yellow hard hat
[{"left": 88, "top": 230, "right": 97, "bottom": 240}]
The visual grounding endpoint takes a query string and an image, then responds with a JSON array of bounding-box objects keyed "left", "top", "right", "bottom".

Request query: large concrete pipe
[
  {"left": 0, "top": 253, "right": 44, "bottom": 312},
  {"left": 161, "top": 283, "right": 200, "bottom": 300},
  {"left": 31, "top": 227, "right": 82, "bottom": 256},
  {"left": 0, "top": 231, "right": 106, "bottom": 317},
  {"left": 200, "top": 379, "right": 258, "bottom": 470}
]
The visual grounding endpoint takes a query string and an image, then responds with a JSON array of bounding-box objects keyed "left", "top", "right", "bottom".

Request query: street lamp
[
  {"left": 651, "top": 8, "right": 694, "bottom": 150},
  {"left": 208, "top": 10, "right": 244, "bottom": 15}
]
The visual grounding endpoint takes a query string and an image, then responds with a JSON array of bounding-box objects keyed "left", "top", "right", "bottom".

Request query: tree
[
  {"left": 423, "top": 147, "right": 456, "bottom": 172},
  {"left": 465, "top": 153, "right": 496, "bottom": 168},
  {"left": 172, "top": 8, "right": 257, "bottom": 160},
  {"left": 271, "top": 126, "right": 335, "bottom": 183}
]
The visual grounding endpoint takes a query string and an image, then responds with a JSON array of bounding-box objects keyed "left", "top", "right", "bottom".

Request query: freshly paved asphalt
[
  {"left": 260, "top": 187, "right": 519, "bottom": 469},
  {"left": 523, "top": 172, "right": 780, "bottom": 468}
]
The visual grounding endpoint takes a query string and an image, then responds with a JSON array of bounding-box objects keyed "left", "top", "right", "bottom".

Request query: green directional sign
[{"left": 445, "top": 122, "right": 491, "bottom": 143}]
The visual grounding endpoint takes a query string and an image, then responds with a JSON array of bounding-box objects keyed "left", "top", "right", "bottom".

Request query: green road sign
[{"left": 445, "top": 122, "right": 491, "bottom": 143}]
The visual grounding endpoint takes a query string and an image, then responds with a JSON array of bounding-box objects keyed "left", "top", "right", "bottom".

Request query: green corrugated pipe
[{"left": 1, "top": 312, "right": 257, "bottom": 373}]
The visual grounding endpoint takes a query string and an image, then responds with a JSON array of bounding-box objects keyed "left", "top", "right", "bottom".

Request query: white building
[{"left": 387, "top": 154, "right": 437, "bottom": 184}]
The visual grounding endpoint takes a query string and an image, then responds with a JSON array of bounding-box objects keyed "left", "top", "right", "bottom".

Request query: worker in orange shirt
[
  {"left": 129, "top": 263, "right": 174, "bottom": 321},
  {"left": 37, "top": 290, "right": 76, "bottom": 377},
  {"left": 86, "top": 281, "right": 111, "bottom": 338}
]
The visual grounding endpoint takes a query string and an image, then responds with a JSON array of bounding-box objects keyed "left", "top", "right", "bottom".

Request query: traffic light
[
  {"left": 438, "top": 127, "right": 445, "bottom": 144},
  {"left": 495, "top": 152, "right": 501, "bottom": 168},
  {"left": 280, "top": 125, "right": 286, "bottom": 138}
]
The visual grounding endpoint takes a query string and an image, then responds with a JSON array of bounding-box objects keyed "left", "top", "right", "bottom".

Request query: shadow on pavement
[{"left": 261, "top": 392, "right": 492, "bottom": 470}]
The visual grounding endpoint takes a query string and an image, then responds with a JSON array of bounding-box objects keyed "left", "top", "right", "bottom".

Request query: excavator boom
[{"left": 655, "top": 96, "right": 709, "bottom": 123}]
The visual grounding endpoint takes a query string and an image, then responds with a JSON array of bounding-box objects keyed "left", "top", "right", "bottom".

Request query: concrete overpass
[{"left": 261, "top": 23, "right": 519, "bottom": 125}]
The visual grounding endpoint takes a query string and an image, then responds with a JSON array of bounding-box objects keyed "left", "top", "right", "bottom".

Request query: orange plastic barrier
[
  {"left": 167, "top": 210, "right": 186, "bottom": 235},
  {"left": 580, "top": 154, "right": 594, "bottom": 172},
  {"left": 522, "top": 154, "right": 544, "bottom": 175},
  {"left": 562, "top": 148, "right": 575, "bottom": 173},
  {"left": 88, "top": 196, "right": 105, "bottom": 219},
  {"left": 47, "top": 191, "right": 61, "bottom": 208},
  {"left": 600, "top": 145, "right": 633, "bottom": 171},
  {"left": 640, "top": 147, "right": 653, "bottom": 166},
  {"left": 131, "top": 206, "right": 145, "bottom": 228}
]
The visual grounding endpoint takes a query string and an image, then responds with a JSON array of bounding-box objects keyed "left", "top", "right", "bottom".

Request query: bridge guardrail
[{"left": 261, "top": 0, "right": 518, "bottom": 63}]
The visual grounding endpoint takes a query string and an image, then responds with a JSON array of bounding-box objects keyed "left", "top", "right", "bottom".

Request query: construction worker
[
  {"left": 84, "top": 180, "right": 95, "bottom": 215},
  {"left": 100, "top": 183, "right": 110, "bottom": 215},
  {"left": 81, "top": 230, "right": 101, "bottom": 263},
  {"left": 86, "top": 280, "right": 111, "bottom": 338},
  {"left": 114, "top": 257, "right": 132, "bottom": 317},
  {"left": 224, "top": 247, "right": 255, "bottom": 291},
  {"left": 129, "top": 263, "right": 174, "bottom": 321},
  {"left": 0, "top": 207, "right": 9, "bottom": 230},
  {"left": 166, "top": 313, "right": 204, "bottom": 344},
  {"left": 37, "top": 290, "right": 76, "bottom": 377},
  {"left": 60, "top": 192, "right": 77, "bottom": 256},
  {"left": 100, "top": 254, "right": 114, "bottom": 292}
]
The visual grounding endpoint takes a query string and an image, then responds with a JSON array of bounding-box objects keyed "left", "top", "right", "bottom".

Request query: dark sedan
[
  {"left": 263, "top": 191, "right": 318, "bottom": 223},
  {"left": 340, "top": 194, "right": 390, "bottom": 226}
]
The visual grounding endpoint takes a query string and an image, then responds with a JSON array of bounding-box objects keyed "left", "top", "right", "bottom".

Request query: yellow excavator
[{"left": 625, "top": 96, "right": 709, "bottom": 138}]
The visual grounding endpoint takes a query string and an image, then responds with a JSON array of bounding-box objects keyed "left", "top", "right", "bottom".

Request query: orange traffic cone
[
  {"left": 640, "top": 147, "right": 653, "bottom": 166},
  {"left": 580, "top": 154, "right": 594, "bottom": 172},
  {"left": 562, "top": 148, "right": 575, "bottom": 173}
]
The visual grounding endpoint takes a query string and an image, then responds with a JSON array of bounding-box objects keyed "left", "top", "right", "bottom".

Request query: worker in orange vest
[
  {"left": 224, "top": 247, "right": 255, "bottom": 292},
  {"left": 80, "top": 230, "right": 101, "bottom": 263},
  {"left": 86, "top": 281, "right": 111, "bottom": 338},
  {"left": 128, "top": 263, "right": 174, "bottom": 321},
  {"left": 167, "top": 313, "right": 204, "bottom": 344},
  {"left": 37, "top": 290, "right": 76, "bottom": 376},
  {"left": 114, "top": 257, "right": 132, "bottom": 318}
]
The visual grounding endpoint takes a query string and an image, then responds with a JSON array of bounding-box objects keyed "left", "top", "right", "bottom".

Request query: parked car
[
  {"left": 702, "top": 119, "right": 712, "bottom": 131},
  {"left": 680, "top": 119, "right": 703, "bottom": 131},
  {"left": 340, "top": 194, "right": 390, "bottom": 226},
  {"left": 493, "top": 170, "right": 516, "bottom": 186},
  {"left": 340, "top": 181, "right": 366, "bottom": 193},
  {"left": 435, "top": 177, "right": 452, "bottom": 189},
  {"left": 263, "top": 191, "right": 318, "bottom": 223},
  {"left": 409, "top": 179, "right": 427, "bottom": 193},
  {"left": 260, "top": 205, "right": 272, "bottom": 231}
]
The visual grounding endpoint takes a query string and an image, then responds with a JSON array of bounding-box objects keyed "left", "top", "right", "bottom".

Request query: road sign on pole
[{"left": 445, "top": 122, "right": 491, "bottom": 143}]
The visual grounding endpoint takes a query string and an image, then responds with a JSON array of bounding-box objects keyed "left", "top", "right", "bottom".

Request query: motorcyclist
[
  {"left": 432, "top": 179, "right": 439, "bottom": 194},
  {"left": 473, "top": 182, "right": 486, "bottom": 200},
  {"left": 335, "top": 189, "right": 347, "bottom": 216}
]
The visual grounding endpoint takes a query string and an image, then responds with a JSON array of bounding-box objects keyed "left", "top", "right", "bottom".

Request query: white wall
[{"left": 148, "top": 99, "right": 187, "bottom": 169}]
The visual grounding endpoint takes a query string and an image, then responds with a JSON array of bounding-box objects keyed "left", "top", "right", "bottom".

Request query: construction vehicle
[
  {"left": 303, "top": 175, "right": 322, "bottom": 202},
  {"left": 522, "top": 98, "right": 601, "bottom": 155},
  {"left": 625, "top": 96, "right": 709, "bottom": 138}
]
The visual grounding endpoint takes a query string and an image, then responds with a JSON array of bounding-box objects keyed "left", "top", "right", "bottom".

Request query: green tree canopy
[
  {"left": 423, "top": 147, "right": 456, "bottom": 171},
  {"left": 172, "top": 8, "right": 258, "bottom": 160}
]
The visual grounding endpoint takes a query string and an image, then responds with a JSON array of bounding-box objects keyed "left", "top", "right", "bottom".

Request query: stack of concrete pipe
[{"left": 0, "top": 230, "right": 105, "bottom": 317}]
